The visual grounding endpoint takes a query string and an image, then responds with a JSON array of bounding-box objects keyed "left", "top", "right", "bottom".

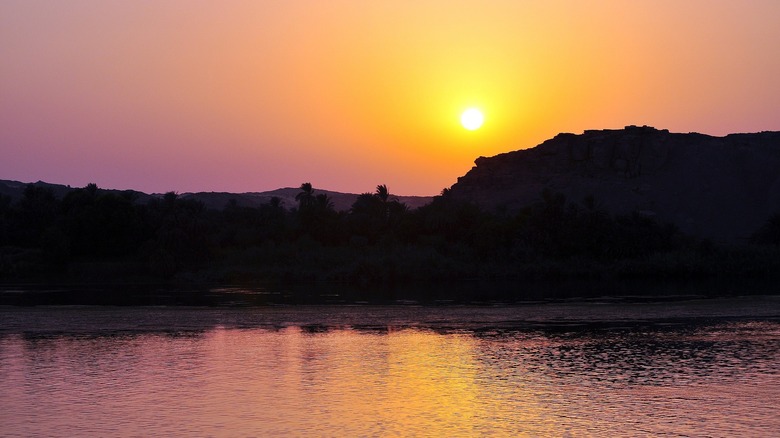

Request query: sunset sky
[{"left": 2, "top": 1, "right": 779, "bottom": 196}]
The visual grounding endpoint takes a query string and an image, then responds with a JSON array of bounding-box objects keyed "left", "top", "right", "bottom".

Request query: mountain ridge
[{"left": 448, "top": 125, "right": 780, "bottom": 243}]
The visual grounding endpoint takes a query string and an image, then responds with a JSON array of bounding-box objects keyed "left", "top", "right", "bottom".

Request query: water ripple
[{"left": 1, "top": 302, "right": 779, "bottom": 436}]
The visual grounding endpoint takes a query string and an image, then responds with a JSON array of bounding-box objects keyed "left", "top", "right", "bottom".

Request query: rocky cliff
[{"left": 449, "top": 126, "right": 780, "bottom": 243}]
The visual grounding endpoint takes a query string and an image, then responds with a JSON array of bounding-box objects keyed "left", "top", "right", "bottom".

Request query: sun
[{"left": 460, "top": 108, "right": 484, "bottom": 130}]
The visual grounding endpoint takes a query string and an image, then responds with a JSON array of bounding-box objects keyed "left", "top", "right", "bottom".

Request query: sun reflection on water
[{"left": 1, "top": 312, "right": 779, "bottom": 436}]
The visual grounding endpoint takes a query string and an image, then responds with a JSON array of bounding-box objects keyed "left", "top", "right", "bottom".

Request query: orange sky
[{"left": 1, "top": 1, "right": 779, "bottom": 195}]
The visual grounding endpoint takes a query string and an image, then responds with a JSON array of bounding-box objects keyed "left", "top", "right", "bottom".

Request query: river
[{"left": 1, "top": 296, "right": 779, "bottom": 436}]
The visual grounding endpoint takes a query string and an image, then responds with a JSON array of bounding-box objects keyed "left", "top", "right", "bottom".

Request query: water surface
[{"left": 1, "top": 296, "right": 779, "bottom": 436}]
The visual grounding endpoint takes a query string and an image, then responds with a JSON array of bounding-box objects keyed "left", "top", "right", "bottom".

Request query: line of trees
[{"left": 1, "top": 182, "right": 779, "bottom": 283}]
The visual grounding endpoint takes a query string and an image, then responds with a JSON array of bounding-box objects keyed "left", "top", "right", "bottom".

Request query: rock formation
[{"left": 449, "top": 126, "right": 780, "bottom": 243}]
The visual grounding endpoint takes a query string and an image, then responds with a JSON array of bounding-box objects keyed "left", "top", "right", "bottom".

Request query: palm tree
[
  {"left": 314, "top": 193, "right": 334, "bottom": 211},
  {"left": 268, "top": 196, "right": 283, "bottom": 209},
  {"left": 349, "top": 193, "right": 384, "bottom": 241},
  {"left": 375, "top": 184, "right": 389, "bottom": 203},
  {"left": 295, "top": 182, "right": 315, "bottom": 210},
  {"left": 349, "top": 184, "right": 409, "bottom": 240}
]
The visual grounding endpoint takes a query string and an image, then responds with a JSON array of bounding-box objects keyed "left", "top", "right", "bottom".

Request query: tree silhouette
[
  {"left": 3, "top": 177, "right": 763, "bottom": 288},
  {"left": 314, "top": 193, "right": 334, "bottom": 211},
  {"left": 750, "top": 214, "right": 780, "bottom": 246},
  {"left": 349, "top": 193, "right": 385, "bottom": 241},
  {"left": 61, "top": 184, "right": 143, "bottom": 257},
  {"left": 144, "top": 192, "right": 212, "bottom": 277},
  {"left": 292, "top": 183, "right": 343, "bottom": 244},
  {"left": 349, "top": 184, "right": 409, "bottom": 243},
  {"left": 295, "top": 182, "right": 315, "bottom": 210},
  {"left": 0, "top": 194, "right": 11, "bottom": 246},
  {"left": 375, "top": 184, "right": 389, "bottom": 202},
  {"left": 269, "top": 196, "right": 283, "bottom": 209},
  {"left": 14, "top": 185, "right": 59, "bottom": 247}
]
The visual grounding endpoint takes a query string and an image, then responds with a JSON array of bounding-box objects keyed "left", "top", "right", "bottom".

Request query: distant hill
[
  {"left": 0, "top": 180, "right": 433, "bottom": 211},
  {"left": 0, "top": 179, "right": 75, "bottom": 201},
  {"left": 449, "top": 126, "right": 780, "bottom": 243},
  {"left": 179, "top": 188, "right": 432, "bottom": 211},
  {"left": 0, "top": 179, "right": 155, "bottom": 204}
]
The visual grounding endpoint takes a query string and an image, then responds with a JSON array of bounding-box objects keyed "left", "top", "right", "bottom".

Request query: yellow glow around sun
[{"left": 460, "top": 108, "right": 484, "bottom": 130}]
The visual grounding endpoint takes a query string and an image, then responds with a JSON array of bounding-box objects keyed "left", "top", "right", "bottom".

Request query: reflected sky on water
[{"left": 1, "top": 298, "right": 779, "bottom": 436}]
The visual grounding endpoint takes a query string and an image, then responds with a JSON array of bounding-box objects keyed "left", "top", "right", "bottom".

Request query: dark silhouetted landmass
[
  {"left": 0, "top": 180, "right": 433, "bottom": 212},
  {"left": 449, "top": 126, "right": 780, "bottom": 243},
  {"left": 2, "top": 127, "right": 780, "bottom": 305},
  {"left": 177, "top": 187, "right": 433, "bottom": 211}
]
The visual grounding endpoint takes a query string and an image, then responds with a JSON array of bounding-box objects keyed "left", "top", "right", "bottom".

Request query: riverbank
[{"left": 2, "top": 275, "right": 778, "bottom": 307}]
